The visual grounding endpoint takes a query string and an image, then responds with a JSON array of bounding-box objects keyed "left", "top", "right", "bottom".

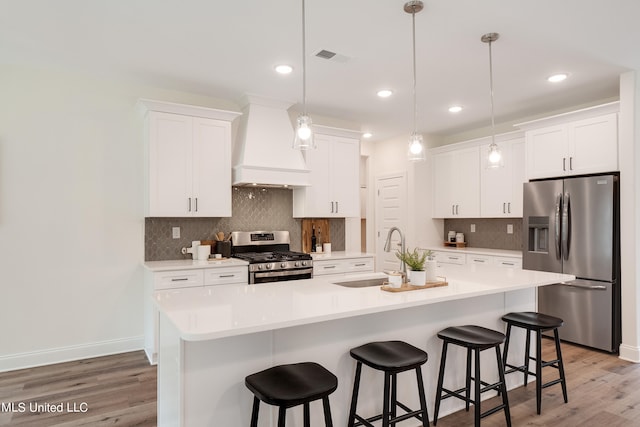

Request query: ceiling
[{"left": 1, "top": 0, "right": 638, "bottom": 142}]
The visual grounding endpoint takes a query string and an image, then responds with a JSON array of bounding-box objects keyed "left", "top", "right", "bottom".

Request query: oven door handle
[{"left": 253, "top": 268, "right": 314, "bottom": 279}]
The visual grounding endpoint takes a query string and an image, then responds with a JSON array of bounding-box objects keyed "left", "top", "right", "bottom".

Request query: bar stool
[
  {"left": 245, "top": 361, "right": 338, "bottom": 427},
  {"left": 433, "top": 325, "right": 511, "bottom": 427},
  {"left": 347, "top": 340, "right": 429, "bottom": 427},
  {"left": 501, "top": 311, "right": 568, "bottom": 414}
]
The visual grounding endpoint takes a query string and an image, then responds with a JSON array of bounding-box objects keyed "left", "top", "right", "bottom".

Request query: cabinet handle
[
  {"left": 354, "top": 263, "right": 366, "bottom": 267},
  {"left": 218, "top": 274, "right": 234, "bottom": 278},
  {"left": 456, "top": 205, "right": 459, "bottom": 215},
  {"left": 452, "top": 205, "right": 455, "bottom": 215},
  {"left": 508, "top": 202, "right": 511, "bottom": 213},
  {"left": 336, "top": 201, "right": 339, "bottom": 213},
  {"left": 501, "top": 262, "right": 515, "bottom": 266},
  {"left": 171, "top": 277, "right": 189, "bottom": 282},
  {"left": 503, "top": 202, "right": 506, "bottom": 214},
  {"left": 188, "top": 197, "right": 192, "bottom": 212},
  {"left": 194, "top": 197, "right": 198, "bottom": 212},
  {"left": 323, "top": 265, "right": 337, "bottom": 269},
  {"left": 331, "top": 201, "right": 334, "bottom": 213},
  {"left": 563, "top": 157, "right": 566, "bottom": 171},
  {"left": 474, "top": 259, "right": 486, "bottom": 263},
  {"left": 569, "top": 157, "right": 573, "bottom": 170},
  {"left": 448, "top": 256, "right": 459, "bottom": 260}
]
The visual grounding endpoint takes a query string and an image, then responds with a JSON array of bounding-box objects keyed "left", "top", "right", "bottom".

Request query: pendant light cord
[
  {"left": 301, "top": 0, "right": 307, "bottom": 116},
  {"left": 411, "top": 7, "right": 417, "bottom": 134},
  {"left": 488, "top": 38, "right": 495, "bottom": 144}
]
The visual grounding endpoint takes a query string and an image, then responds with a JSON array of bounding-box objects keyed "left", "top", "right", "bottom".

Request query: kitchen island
[{"left": 155, "top": 264, "right": 574, "bottom": 426}]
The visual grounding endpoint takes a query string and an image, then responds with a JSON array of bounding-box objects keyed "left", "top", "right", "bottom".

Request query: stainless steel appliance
[
  {"left": 231, "top": 231, "right": 313, "bottom": 284},
  {"left": 523, "top": 174, "right": 620, "bottom": 353}
]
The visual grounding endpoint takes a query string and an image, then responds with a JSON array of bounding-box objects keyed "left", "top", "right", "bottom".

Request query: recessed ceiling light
[
  {"left": 362, "top": 132, "right": 373, "bottom": 139},
  {"left": 448, "top": 105, "right": 463, "bottom": 113},
  {"left": 274, "top": 64, "right": 293, "bottom": 74},
  {"left": 547, "top": 73, "right": 568, "bottom": 83},
  {"left": 377, "top": 89, "right": 393, "bottom": 98}
]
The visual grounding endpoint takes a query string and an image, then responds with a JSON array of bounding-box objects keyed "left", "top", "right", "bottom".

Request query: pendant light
[
  {"left": 482, "top": 32, "right": 502, "bottom": 168},
  {"left": 405, "top": 1, "right": 426, "bottom": 162},
  {"left": 293, "top": 0, "right": 315, "bottom": 150}
]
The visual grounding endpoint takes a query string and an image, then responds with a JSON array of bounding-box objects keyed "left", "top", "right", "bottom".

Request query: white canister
[
  {"left": 387, "top": 272, "right": 403, "bottom": 288},
  {"left": 456, "top": 233, "right": 465, "bottom": 243},
  {"left": 322, "top": 242, "right": 332, "bottom": 254},
  {"left": 425, "top": 259, "right": 438, "bottom": 282},
  {"left": 197, "top": 245, "right": 211, "bottom": 260},
  {"left": 448, "top": 231, "right": 456, "bottom": 243}
]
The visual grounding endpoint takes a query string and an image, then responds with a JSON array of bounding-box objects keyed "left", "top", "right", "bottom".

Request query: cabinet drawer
[
  {"left": 314, "top": 261, "right": 344, "bottom": 276},
  {"left": 468, "top": 255, "right": 493, "bottom": 265},
  {"left": 494, "top": 257, "right": 522, "bottom": 268},
  {"left": 346, "top": 258, "right": 374, "bottom": 274},
  {"left": 204, "top": 266, "right": 248, "bottom": 286},
  {"left": 432, "top": 251, "right": 466, "bottom": 265},
  {"left": 154, "top": 270, "right": 204, "bottom": 290}
]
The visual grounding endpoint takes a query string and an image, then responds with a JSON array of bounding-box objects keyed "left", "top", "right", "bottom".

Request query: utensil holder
[{"left": 215, "top": 240, "right": 231, "bottom": 258}]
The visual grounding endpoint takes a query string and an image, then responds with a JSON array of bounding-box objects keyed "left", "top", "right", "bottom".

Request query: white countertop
[
  {"left": 310, "top": 251, "right": 375, "bottom": 260},
  {"left": 154, "top": 264, "right": 573, "bottom": 342},
  {"left": 144, "top": 258, "right": 248, "bottom": 272},
  {"left": 424, "top": 247, "right": 522, "bottom": 258}
]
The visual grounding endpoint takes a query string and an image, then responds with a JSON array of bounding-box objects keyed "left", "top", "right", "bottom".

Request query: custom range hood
[{"left": 232, "top": 95, "right": 310, "bottom": 187}]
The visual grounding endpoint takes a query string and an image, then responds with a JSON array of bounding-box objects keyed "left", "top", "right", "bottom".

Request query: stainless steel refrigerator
[{"left": 523, "top": 174, "right": 620, "bottom": 353}]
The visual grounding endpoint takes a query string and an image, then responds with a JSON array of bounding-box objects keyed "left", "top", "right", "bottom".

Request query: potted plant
[{"left": 396, "top": 248, "right": 433, "bottom": 285}]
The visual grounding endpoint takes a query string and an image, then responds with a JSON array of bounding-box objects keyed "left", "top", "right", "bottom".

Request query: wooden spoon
[{"left": 216, "top": 231, "right": 225, "bottom": 241}]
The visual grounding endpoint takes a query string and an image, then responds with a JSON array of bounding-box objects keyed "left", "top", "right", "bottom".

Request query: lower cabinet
[
  {"left": 313, "top": 256, "right": 375, "bottom": 277},
  {"left": 144, "top": 265, "right": 248, "bottom": 364},
  {"left": 431, "top": 250, "right": 522, "bottom": 269}
]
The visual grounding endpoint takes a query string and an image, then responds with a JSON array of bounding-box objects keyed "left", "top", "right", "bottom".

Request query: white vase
[
  {"left": 408, "top": 270, "right": 426, "bottom": 286},
  {"left": 425, "top": 259, "right": 438, "bottom": 282}
]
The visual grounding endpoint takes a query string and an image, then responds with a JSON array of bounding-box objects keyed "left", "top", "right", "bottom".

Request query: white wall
[{"left": 0, "top": 64, "right": 236, "bottom": 371}]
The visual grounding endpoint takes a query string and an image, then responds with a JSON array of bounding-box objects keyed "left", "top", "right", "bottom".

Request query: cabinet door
[
  {"left": 452, "top": 146, "right": 480, "bottom": 217},
  {"left": 568, "top": 113, "right": 618, "bottom": 175},
  {"left": 300, "top": 134, "right": 332, "bottom": 216},
  {"left": 432, "top": 151, "right": 455, "bottom": 218},
  {"left": 481, "top": 138, "right": 525, "bottom": 217},
  {"left": 509, "top": 140, "right": 525, "bottom": 216},
  {"left": 192, "top": 117, "right": 232, "bottom": 217},
  {"left": 526, "top": 125, "right": 568, "bottom": 179},
  {"left": 331, "top": 136, "right": 360, "bottom": 217},
  {"left": 148, "top": 112, "right": 193, "bottom": 216}
]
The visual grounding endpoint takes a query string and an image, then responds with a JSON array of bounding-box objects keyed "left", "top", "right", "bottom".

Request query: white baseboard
[
  {"left": 619, "top": 343, "right": 640, "bottom": 363},
  {"left": 0, "top": 336, "right": 145, "bottom": 373}
]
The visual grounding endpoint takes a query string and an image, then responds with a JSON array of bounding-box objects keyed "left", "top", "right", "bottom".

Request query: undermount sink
[{"left": 332, "top": 277, "right": 387, "bottom": 288}]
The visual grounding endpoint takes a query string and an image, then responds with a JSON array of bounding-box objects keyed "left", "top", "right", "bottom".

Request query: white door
[{"left": 375, "top": 173, "right": 407, "bottom": 273}]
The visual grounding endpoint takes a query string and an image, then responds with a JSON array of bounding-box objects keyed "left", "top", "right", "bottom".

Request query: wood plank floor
[{"left": 0, "top": 340, "right": 639, "bottom": 426}]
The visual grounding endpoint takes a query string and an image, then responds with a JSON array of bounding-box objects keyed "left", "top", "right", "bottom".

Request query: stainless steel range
[{"left": 231, "top": 231, "right": 313, "bottom": 284}]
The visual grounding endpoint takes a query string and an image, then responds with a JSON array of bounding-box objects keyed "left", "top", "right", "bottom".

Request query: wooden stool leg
[
  {"left": 382, "top": 372, "right": 391, "bottom": 427},
  {"left": 495, "top": 345, "right": 512, "bottom": 427},
  {"left": 415, "top": 366, "right": 430, "bottom": 427},
  {"left": 278, "top": 406, "right": 287, "bottom": 427},
  {"left": 554, "top": 328, "right": 569, "bottom": 403},
  {"left": 524, "top": 328, "right": 531, "bottom": 386},
  {"left": 535, "top": 329, "right": 543, "bottom": 415},
  {"left": 465, "top": 347, "right": 472, "bottom": 411},
  {"left": 474, "top": 348, "right": 481, "bottom": 427},
  {"left": 433, "top": 341, "right": 449, "bottom": 425},
  {"left": 250, "top": 396, "right": 260, "bottom": 427},
  {"left": 322, "top": 396, "right": 333, "bottom": 427},
  {"left": 347, "top": 362, "right": 362, "bottom": 427}
]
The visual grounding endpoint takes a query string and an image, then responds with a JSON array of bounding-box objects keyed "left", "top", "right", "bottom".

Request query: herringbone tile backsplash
[
  {"left": 145, "top": 187, "right": 345, "bottom": 261},
  {"left": 444, "top": 218, "right": 523, "bottom": 251}
]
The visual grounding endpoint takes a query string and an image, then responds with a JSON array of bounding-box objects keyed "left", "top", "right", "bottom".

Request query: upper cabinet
[
  {"left": 432, "top": 145, "right": 480, "bottom": 218},
  {"left": 480, "top": 136, "right": 525, "bottom": 217},
  {"left": 293, "top": 126, "right": 361, "bottom": 218},
  {"left": 518, "top": 102, "right": 619, "bottom": 180},
  {"left": 138, "top": 99, "right": 241, "bottom": 217}
]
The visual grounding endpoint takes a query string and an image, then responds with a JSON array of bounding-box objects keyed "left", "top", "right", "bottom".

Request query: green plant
[{"left": 395, "top": 248, "right": 432, "bottom": 271}]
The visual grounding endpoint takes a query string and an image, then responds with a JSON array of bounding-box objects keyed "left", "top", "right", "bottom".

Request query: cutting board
[{"left": 301, "top": 219, "right": 331, "bottom": 253}]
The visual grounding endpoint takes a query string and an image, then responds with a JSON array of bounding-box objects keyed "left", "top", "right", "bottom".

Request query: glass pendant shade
[
  {"left": 293, "top": 114, "right": 315, "bottom": 149},
  {"left": 487, "top": 141, "right": 502, "bottom": 168},
  {"left": 407, "top": 132, "right": 426, "bottom": 162}
]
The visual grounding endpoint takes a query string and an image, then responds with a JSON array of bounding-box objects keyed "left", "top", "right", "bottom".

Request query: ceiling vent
[
  {"left": 314, "top": 49, "right": 350, "bottom": 63},
  {"left": 315, "top": 49, "right": 336, "bottom": 60}
]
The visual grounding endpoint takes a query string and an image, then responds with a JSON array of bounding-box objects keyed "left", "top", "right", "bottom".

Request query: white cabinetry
[
  {"left": 313, "top": 255, "right": 375, "bottom": 277},
  {"left": 432, "top": 146, "right": 480, "bottom": 218},
  {"left": 431, "top": 251, "right": 466, "bottom": 265},
  {"left": 431, "top": 250, "right": 522, "bottom": 269},
  {"left": 518, "top": 103, "right": 618, "bottom": 180},
  {"left": 144, "top": 262, "right": 248, "bottom": 364},
  {"left": 139, "top": 99, "right": 240, "bottom": 217},
  {"left": 480, "top": 136, "right": 525, "bottom": 217},
  {"left": 293, "top": 126, "right": 361, "bottom": 218}
]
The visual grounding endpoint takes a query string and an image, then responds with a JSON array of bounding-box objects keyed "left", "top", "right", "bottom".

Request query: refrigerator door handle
[
  {"left": 560, "top": 282, "right": 607, "bottom": 290},
  {"left": 555, "top": 193, "right": 562, "bottom": 260},
  {"left": 562, "top": 192, "right": 571, "bottom": 261}
]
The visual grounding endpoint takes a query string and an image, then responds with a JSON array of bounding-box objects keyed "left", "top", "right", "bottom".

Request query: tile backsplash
[
  {"left": 145, "top": 187, "right": 345, "bottom": 261},
  {"left": 444, "top": 218, "right": 523, "bottom": 251}
]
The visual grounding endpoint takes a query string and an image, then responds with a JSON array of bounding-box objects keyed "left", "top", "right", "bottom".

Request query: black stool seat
[
  {"left": 501, "top": 311, "right": 568, "bottom": 415},
  {"left": 348, "top": 341, "right": 429, "bottom": 427},
  {"left": 350, "top": 340, "right": 428, "bottom": 371},
  {"left": 501, "top": 311, "right": 563, "bottom": 330},
  {"left": 437, "top": 325, "right": 506, "bottom": 349},
  {"left": 246, "top": 362, "right": 337, "bottom": 427},
  {"left": 434, "top": 325, "right": 511, "bottom": 427}
]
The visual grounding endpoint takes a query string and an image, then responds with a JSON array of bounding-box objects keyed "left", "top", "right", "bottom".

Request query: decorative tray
[
  {"left": 381, "top": 277, "right": 448, "bottom": 293},
  {"left": 443, "top": 241, "right": 467, "bottom": 248}
]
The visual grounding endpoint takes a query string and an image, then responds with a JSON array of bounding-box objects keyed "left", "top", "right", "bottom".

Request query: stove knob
[
  {"left": 301, "top": 261, "right": 307, "bottom": 266},
  {"left": 266, "top": 263, "right": 273, "bottom": 270},
  {"left": 281, "top": 262, "right": 286, "bottom": 268},
  {"left": 257, "top": 265, "right": 263, "bottom": 270},
  {"left": 294, "top": 261, "right": 300, "bottom": 267}
]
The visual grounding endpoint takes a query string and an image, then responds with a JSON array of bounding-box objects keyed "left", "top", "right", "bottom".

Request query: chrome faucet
[{"left": 384, "top": 226, "right": 406, "bottom": 275}]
